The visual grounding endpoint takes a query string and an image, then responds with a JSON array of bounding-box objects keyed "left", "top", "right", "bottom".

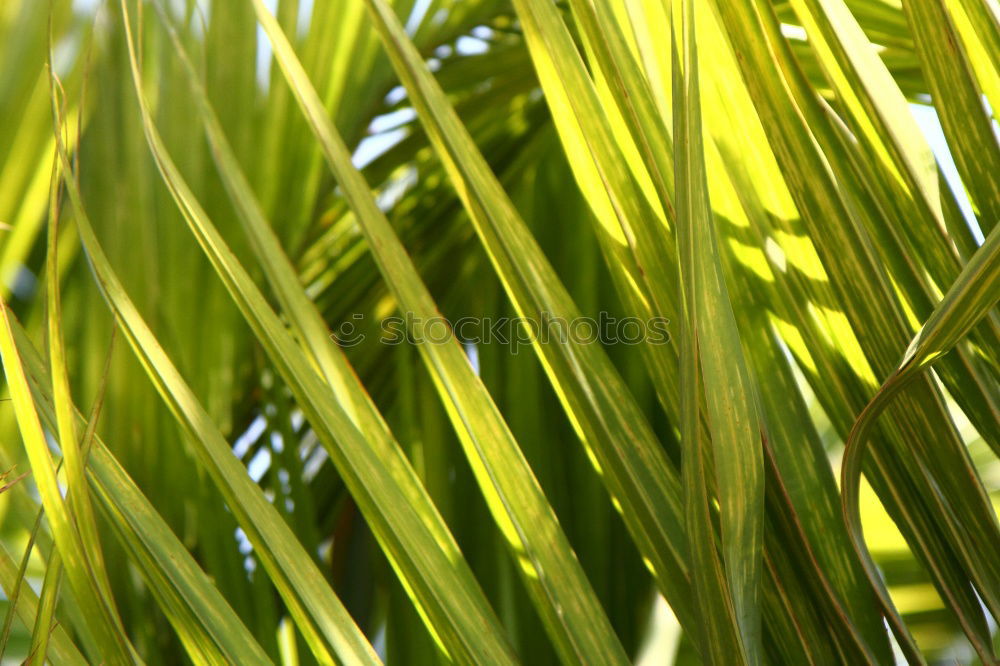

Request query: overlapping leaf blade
[
  {"left": 671, "top": 1, "right": 765, "bottom": 663},
  {"left": 247, "top": 2, "right": 629, "bottom": 662}
]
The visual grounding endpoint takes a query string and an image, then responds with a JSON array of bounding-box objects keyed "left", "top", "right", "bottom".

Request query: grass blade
[
  {"left": 903, "top": 0, "right": 1000, "bottom": 234},
  {"left": 357, "top": 0, "right": 697, "bottom": 636},
  {"left": 0, "top": 544, "right": 85, "bottom": 665},
  {"left": 671, "top": 1, "right": 764, "bottom": 663},
  {"left": 49, "top": 68, "right": 380, "bottom": 665},
  {"left": 842, "top": 222, "right": 1000, "bottom": 664},
  {"left": 120, "top": 4, "right": 525, "bottom": 664},
  {"left": 2, "top": 309, "right": 273, "bottom": 665},
  {"left": 248, "top": 3, "right": 629, "bottom": 662}
]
